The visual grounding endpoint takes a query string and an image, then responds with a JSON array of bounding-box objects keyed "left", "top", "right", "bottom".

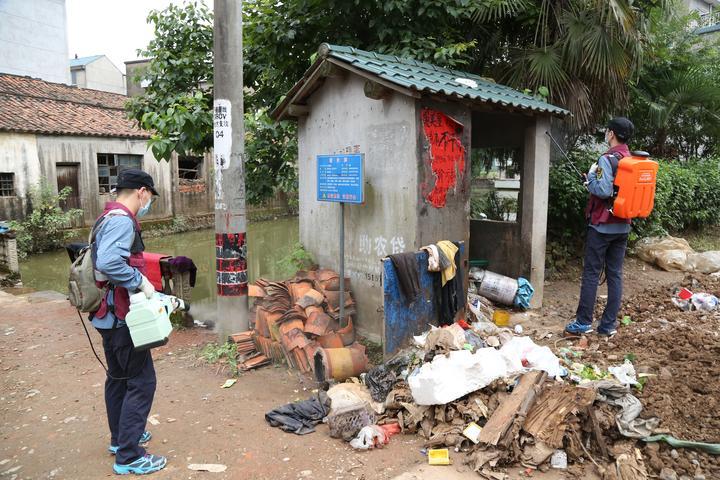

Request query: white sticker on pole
[{"left": 213, "top": 99, "right": 232, "bottom": 170}]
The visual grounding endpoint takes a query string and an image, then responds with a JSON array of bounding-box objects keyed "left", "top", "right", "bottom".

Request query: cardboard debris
[{"left": 523, "top": 384, "right": 596, "bottom": 448}]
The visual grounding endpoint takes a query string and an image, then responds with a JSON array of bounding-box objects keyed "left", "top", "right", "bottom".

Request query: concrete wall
[
  {"left": 77, "top": 56, "right": 126, "bottom": 94},
  {"left": 0, "top": 133, "right": 41, "bottom": 220},
  {"left": 298, "top": 74, "right": 418, "bottom": 340},
  {"left": 35, "top": 136, "right": 173, "bottom": 225},
  {"left": 125, "top": 60, "right": 150, "bottom": 97},
  {"left": 469, "top": 220, "right": 523, "bottom": 277},
  {"left": 0, "top": 0, "right": 70, "bottom": 84},
  {"left": 415, "top": 98, "right": 472, "bottom": 263},
  {"left": 0, "top": 233, "right": 19, "bottom": 273}
]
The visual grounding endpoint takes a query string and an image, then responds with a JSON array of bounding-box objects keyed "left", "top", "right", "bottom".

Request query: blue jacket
[{"left": 91, "top": 215, "right": 143, "bottom": 329}]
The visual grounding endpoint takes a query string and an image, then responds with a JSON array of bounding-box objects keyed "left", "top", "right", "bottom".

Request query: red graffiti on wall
[{"left": 421, "top": 108, "right": 466, "bottom": 208}]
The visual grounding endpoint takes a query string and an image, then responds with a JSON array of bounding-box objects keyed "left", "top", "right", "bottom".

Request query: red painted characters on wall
[
  {"left": 216, "top": 233, "right": 248, "bottom": 296},
  {"left": 421, "top": 108, "right": 466, "bottom": 208}
]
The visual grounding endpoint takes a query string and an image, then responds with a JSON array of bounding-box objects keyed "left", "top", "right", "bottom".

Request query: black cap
[
  {"left": 607, "top": 117, "right": 634, "bottom": 142},
  {"left": 114, "top": 168, "right": 158, "bottom": 195}
]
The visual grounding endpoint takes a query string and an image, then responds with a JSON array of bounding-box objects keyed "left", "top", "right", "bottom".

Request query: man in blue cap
[
  {"left": 91, "top": 168, "right": 166, "bottom": 475},
  {"left": 565, "top": 117, "right": 635, "bottom": 338}
]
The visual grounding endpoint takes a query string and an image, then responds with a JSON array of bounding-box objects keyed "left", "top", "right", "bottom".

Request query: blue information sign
[{"left": 317, "top": 154, "right": 364, "bottom": 204}]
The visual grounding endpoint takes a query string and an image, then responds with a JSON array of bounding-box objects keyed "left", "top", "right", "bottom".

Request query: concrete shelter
[{"left": 272, "top": 44, "right": 569, "bottom": 341}]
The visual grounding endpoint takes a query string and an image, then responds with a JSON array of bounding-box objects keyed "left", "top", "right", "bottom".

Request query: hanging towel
[
  {"left": 436, "top": 240, "right": 458, "bottom": 286},
  {"left": 421, "top": 245, "right": 441, "bottom": 272},
  {"left": 389, "top": 252, "right": 421, "bottom": 304}
]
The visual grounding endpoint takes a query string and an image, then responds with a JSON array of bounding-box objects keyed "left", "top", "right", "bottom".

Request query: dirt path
[{"left": 0, "top": 257, "right": 701, "bottom": 480}]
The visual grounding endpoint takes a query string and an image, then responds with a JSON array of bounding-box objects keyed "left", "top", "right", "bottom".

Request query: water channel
[{"left": 19, "top": 217, "right": 300, "bottom": 324}]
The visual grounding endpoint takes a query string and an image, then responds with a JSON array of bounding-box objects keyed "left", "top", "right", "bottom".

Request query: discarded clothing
[
  {"left": 389, "top": 252, "right": 420, "bottom": 304},
  {"left": 514, "top": 277, "right": 535, "bottom": 309},
  {"left": 265, "top": 393, "right": 330, "bottom": 435},
  {"left": 438, "top": 245, "right": 463, "bottom": 325},
  {"left": 594, "top": 380, "right": 660, "bottom": 438},
  {"left": 421, "top": 244, "right": 451, "bottom": 272},
  {"left": 168, "top": 256, "right": 198, "bottom": 287},
  {"left": 436, "top": 241, "right": 458, "bottom": 286},
  {"left": 366, "top": 364, "right": 397, "bottom": 403}
]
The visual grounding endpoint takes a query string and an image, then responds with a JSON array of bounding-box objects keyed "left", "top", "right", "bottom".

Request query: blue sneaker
[
  {"left": 109, "top": 431, "right": 152, "bottom": 455},
  {"left": 564, "top": 320, "right": 593, "bottom": 335},
  {"left": 113, "top": 453, "right": 166, "bottom": 475}
]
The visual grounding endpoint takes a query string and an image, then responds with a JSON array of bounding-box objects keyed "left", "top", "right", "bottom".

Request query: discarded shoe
[
  {"left": 108, "top": 431, "right": 152, "bottom": 455},
  {"left": 113, "top": 453, "right": 166, "bottom": 475},
  {"left": 564, "top": 320, "right": 593, "bottom": 335}
]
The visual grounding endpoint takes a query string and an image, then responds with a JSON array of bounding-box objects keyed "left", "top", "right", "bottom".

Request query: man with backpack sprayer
[
  {"left": 90, "top": 169, "right": 166, "bottom": 475},
  {"left": 564, "top": 117, "right": 639, "bottom": 337}
]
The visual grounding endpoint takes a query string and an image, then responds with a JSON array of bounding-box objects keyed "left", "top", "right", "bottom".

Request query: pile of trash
[
  {"left": 635, "top": 236, "right": 720, "bottom": 274},
  {"left": 263, "top": 293, "right": 690, "bottom": 480},
  {"left": 248, "top": 269, "right": 369, "bottom": 381}
]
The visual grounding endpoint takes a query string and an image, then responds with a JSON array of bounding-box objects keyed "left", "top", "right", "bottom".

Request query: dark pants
[
  {"left": 575, "top": 227, "right": 628, "bottom": 331},
  {"left": 97, "top": 326, "right": 156, "bottom": 465}
]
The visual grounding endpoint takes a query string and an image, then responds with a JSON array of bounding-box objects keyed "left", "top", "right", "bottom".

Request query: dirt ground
[{"left": 1, "top": 257, "right": 717, "bottom": 479}]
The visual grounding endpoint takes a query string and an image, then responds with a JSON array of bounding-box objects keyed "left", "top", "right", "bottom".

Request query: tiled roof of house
[
  {"left": 273, "top": 44, "right": 569, "bottom": 120},
  {"left": 0, "top": 74, "right": 150, "bottom": 139}
]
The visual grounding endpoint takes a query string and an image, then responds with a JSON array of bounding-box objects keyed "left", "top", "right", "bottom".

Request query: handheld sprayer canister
[{"left": 125, "top": 292, "right": 185, "bottom": 351}]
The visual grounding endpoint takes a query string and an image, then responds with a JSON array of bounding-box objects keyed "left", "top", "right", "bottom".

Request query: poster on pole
[
  {"left": 213, "top": 99, "right": 232, "bottom": 170},
  {"left": 317, "top": 154, "right": 364, "bottom": 204}
]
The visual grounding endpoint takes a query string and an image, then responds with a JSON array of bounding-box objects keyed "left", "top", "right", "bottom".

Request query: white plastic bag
[
  {"left": 499, "top": 336, "right": 563, "bottom": 378},
  {"left": 408, "top": 348, "right": 508, "bottom": 405},
  {"left": 609, "top": 360, "right": 639, "bottom": 386},
  {"left": 691, "top": 293, "right": 719, "bottom": 312},
  {"left": 349, "top": 425, "right": 386, "bottom": 449}
]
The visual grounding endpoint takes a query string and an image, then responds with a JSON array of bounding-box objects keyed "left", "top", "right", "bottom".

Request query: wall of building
[
  {"left": 170, "top": 151, "right": 215, "bottom": 216},
  {"left": 35, "top": 136, "right": 173, "bottom": 225},
  {"left": 298, "top": 74, "right": 418, "bottom": 340},
  {"left": 0, "top": 133, "right": 41, "bottom": 220},
  {"left": 0, "top": 0, "right": 70, "bottom": 84},
  {"left": 81, "top": 56, "right": 126, "bottom": 95},
  {"left": 414, "top": 98, "right": 472, "bottom": 264},
  {"left": 125, "top": 60, "right": 150, "bottom": 97}
]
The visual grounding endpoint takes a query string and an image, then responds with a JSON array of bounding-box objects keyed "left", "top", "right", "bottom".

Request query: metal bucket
[{"left": 477, "top": 270, "right": 518, "bottom": 306}]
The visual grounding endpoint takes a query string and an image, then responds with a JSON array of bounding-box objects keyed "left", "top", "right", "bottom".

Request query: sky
[{"left": 66, "top": 0, "right": 213, "bottom": 74}]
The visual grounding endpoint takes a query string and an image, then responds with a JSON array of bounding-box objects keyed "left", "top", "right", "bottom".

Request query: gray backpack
[{"left": 68, "top": 210, "right": 126, "bottom": 312}]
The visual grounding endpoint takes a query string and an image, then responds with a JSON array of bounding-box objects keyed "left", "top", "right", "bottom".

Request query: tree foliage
[
  {"left": 126, "top": 1, "right": 214, "bottom": 161},
  {"left": 628, "top": 8, "right": 720, "bottom": 159}
]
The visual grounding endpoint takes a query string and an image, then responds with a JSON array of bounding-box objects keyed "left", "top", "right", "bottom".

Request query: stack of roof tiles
[{"left": 250, "top": 269, "right": 363, "bottom": 376}]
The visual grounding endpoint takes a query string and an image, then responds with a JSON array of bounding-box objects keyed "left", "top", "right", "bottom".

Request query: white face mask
[
  {"left": 605, "top": 130, "right": 612, "bottom": 145},
  {"left": 137, "top": 192, "right": 153, "bottom": 218}
]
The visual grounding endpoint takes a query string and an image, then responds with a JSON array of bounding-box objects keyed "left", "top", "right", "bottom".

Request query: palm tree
[{"left": 469, "top": 0, "right": 669, "bottom": 133}]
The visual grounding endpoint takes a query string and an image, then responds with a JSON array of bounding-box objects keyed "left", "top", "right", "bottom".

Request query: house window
[
  {"left": 97, "top": 153, "right": 142, "bottom": 193},
  {"left": 0, "top": 173, "right": 14, "bottom": 196},
  {"left": 178, "top": 155, "right": 203, "bottom": 180}
]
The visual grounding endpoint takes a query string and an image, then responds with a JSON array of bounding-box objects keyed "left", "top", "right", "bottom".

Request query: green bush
[
  {"left": 10, "top": 182, "right": 83, "bottom": 258},
  {"left": 547, "top": 154, "right": 720, "bottom": 244}
]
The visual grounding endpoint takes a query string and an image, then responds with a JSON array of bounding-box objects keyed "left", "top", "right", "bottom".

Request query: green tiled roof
[{"left": 273, "top": 43, "right": 569, "bottom": 120}]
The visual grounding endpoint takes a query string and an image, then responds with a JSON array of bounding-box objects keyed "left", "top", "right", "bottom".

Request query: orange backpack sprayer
[{"left": 546, "top": 132, "right": 659, "bottom": 219}]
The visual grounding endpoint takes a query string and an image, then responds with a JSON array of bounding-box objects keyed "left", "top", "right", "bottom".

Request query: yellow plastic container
[
  {"left": 428, "top": 448, "right": 450, "bottom": 466},
  {"left": 493, "top": 309, "right": 510, "bottom": 327}
]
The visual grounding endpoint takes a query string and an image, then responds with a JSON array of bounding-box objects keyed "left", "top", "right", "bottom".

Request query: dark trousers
[
  {"left": 575, "top": 227, "right": 628, "bottom": 331},
  {"left": 97, "top": 326, "right": 156, "bottom": 465}
]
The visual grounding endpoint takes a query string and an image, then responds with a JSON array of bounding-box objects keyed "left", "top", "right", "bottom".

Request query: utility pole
[{"left": 213, "top": 0, "right": 248, "bottom": 339}]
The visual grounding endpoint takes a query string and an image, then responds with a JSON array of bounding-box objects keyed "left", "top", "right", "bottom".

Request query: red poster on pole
[{"left": 421, "top": 108, "right": 466, "bottom": 208}]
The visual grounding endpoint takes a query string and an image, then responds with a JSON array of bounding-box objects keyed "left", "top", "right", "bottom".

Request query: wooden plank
[
  {"left": 478, "top": 371, "right": 546, "bottom": 447},
  {"left": 587, "top": 406, "right": 609, "bottom": 459}
]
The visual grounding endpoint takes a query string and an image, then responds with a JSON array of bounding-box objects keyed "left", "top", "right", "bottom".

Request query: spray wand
[{"left": 545, "top": 131, "right": 586, "bottom": 182}]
